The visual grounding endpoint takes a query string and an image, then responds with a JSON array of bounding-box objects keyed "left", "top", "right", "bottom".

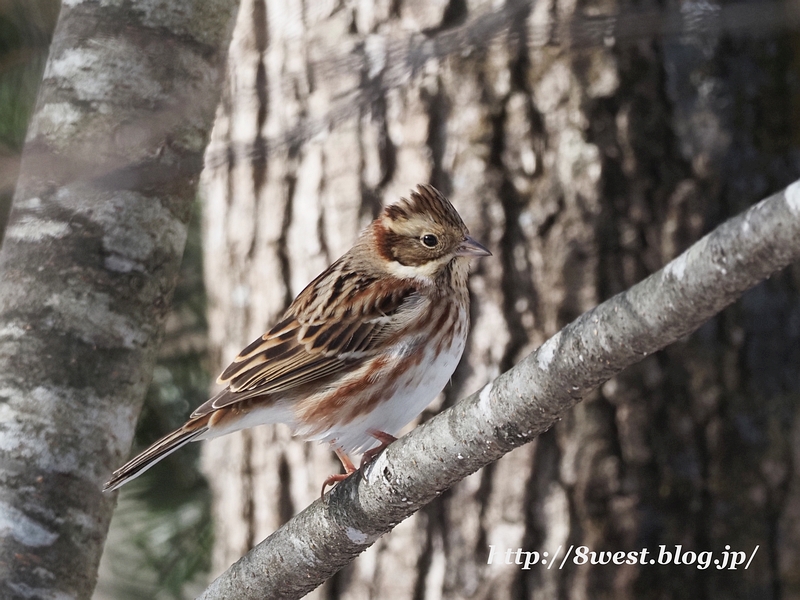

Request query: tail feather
[{"left": 104, "top": 418, "right": 209, "bottom": 492}]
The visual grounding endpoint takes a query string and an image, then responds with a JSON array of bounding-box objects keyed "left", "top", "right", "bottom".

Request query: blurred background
[{"left": 3, "top": 0, "right": 800, "bottom": 598}]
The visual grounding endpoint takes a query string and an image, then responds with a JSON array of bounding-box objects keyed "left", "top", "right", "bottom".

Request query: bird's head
[{"left": 371, "top": 184, "right": 491, "bottom": 282}]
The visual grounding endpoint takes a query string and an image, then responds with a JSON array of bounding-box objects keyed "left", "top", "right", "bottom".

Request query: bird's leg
[
  {"left": 360, "top": 429, "right": 398, "bottom": 469},
  {"left": 321, "top": 432, "right": 397, "bottom": 496},
  {"left": 321, "top": 447, "right": 356, "bottom": 497}
]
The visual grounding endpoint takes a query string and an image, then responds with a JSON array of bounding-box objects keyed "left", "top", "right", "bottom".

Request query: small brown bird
[{"left": 104, "top": 185, "right": 490, "bottom": 493}]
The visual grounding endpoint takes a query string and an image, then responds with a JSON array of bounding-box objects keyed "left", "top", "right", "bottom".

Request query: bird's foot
[
  {"left": 321, "top": 432, "right": 397, "bottom": 496},
  {"left": 321, "top": 447, "right": 357, "bottom": 497}
]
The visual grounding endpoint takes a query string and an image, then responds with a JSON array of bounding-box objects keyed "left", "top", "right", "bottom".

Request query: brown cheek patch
[
  {"left": 374, "top": 219, "right": 435, "bottom": 267},
  {"left": 393, "top": 239, "right": 435, "bottom": 267},
  {"left": 372, "top": 221, "right": 396, "bottom": 262}
]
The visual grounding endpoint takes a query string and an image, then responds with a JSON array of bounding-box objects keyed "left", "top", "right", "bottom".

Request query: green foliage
[
  {"left": 0, "top": 0, "right": 59, "bottom": 243},
  {"left": 0, "top": 0, "right": 58, "bottom": 149},
  {"left": 101, "top": 475, "right": 213, "bottom": 600}
]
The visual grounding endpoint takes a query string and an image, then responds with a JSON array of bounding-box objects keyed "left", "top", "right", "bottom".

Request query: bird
[{"left": 104, "top": 184, "right": 491, "bottom": 494}]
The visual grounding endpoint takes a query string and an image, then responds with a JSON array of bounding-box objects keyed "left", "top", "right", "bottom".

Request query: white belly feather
[{"left": 319, "top": 322, "right": 467, "bottom": 453}]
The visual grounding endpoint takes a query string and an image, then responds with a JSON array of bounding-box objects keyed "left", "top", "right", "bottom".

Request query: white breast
[{"left": 307, "top": 308, "right": 468, "bottom": 454}]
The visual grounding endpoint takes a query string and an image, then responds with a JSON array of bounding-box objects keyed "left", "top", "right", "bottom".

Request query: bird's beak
[{"left": 456, "top": 235, "right": 492, "bottom": 257}]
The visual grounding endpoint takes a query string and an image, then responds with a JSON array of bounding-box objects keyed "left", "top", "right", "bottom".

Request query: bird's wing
[{"left": 191, "top": 272, "right": 423, "bottom": 418}]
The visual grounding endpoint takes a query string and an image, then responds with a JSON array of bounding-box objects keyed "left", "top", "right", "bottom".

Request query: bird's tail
[{"left": 103, "top": 416, "right": 210, "bottom": 492}]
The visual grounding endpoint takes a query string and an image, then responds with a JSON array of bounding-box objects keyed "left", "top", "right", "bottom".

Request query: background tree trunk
[
  {"left": 0, "top": 1, "right": 238, "bottom": 598},
  {"left": 201, "top": 0, "right": 800, "bottom": 597}
]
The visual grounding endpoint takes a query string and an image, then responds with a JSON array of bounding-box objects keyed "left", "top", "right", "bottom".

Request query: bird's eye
[{"left": 421, "top": 234, "right": 438, "bottom": 248}]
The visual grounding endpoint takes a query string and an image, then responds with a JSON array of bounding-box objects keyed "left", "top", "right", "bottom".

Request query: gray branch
[{"left": 199, "top": 181, "right": 800, "bottom": 600}]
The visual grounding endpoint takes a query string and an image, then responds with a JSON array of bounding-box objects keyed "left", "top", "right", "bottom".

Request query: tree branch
[{"left": 199, "top": 181, "right": 800, "bottom": 600}]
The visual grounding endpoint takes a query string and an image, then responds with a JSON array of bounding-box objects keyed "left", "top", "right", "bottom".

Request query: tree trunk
[
  {"left": 201, "top": 0, "right": 800, "bottom": 597},
  {"left": 0, "top": 1, "right": 238, "bottom": 598}
]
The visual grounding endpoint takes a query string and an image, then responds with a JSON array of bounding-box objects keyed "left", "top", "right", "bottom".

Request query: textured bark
[
  {"left": 201, "top": 0, "right": 800, "bottom": 598},
  {"left": 0, "top": 1, "right": 238, "bottom": 598}
]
